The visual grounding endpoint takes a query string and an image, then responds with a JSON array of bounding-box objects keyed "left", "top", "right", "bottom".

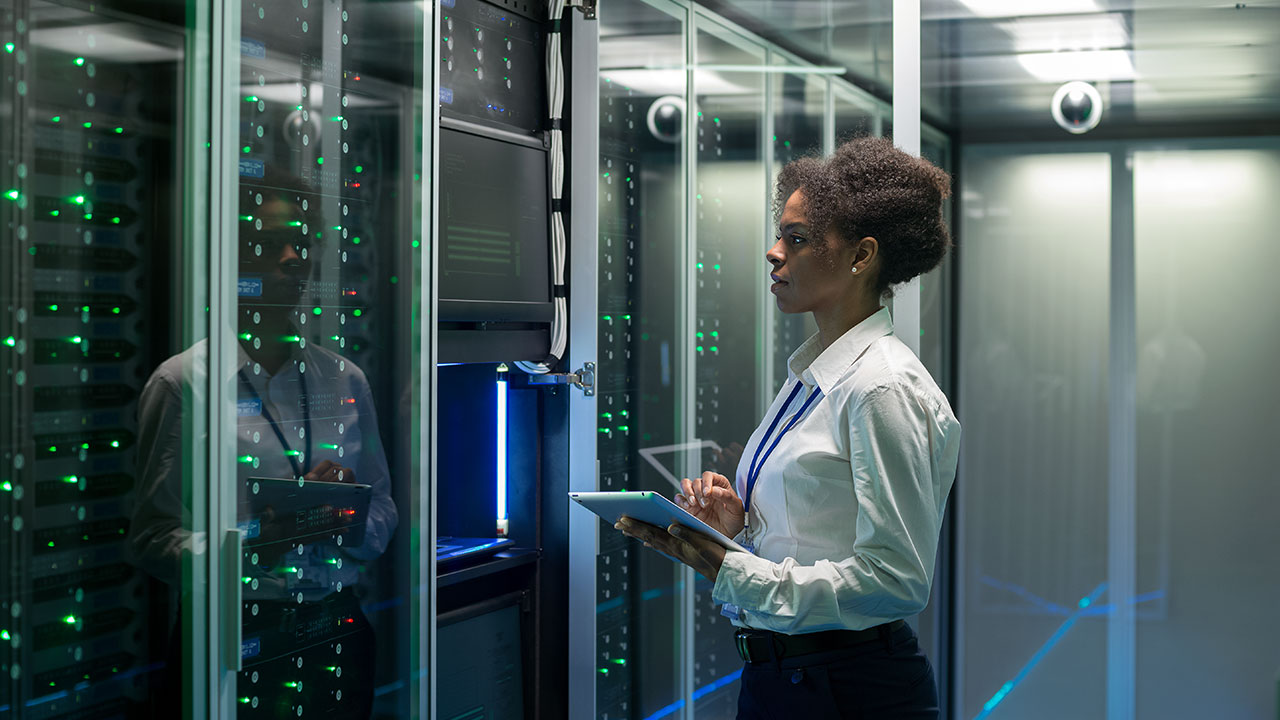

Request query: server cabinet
[{"left": 1, "top": 2, "right": 192, "bottom": 717}]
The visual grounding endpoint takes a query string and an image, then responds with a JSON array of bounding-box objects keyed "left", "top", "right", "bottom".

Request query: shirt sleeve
[
  {"left": 126, "top": 366, "right": 207, "bottom": 586},
  {"left": 341, "top": 379, "right": 398, "bottom": 561},
  {"left": 711, "top": 380, "right": 957, "bottom": 633}
]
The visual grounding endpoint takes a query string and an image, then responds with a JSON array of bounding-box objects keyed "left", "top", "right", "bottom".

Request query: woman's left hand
[{"left": 615, "top": 516, "right": 727, "bottom": 583}]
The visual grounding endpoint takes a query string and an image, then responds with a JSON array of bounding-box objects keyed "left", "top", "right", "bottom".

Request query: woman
[{"left": 616, "top": 136, "right": 960, "bottom": 719}]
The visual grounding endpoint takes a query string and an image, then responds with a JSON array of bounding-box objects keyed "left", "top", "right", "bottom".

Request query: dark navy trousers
[{"left": 736, "top": 621, "right": 939, "bottom": 719}]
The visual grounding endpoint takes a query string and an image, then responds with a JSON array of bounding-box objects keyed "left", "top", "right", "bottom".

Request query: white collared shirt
[{"left": 711, "top": 307, "right": 960, "bottom": 633}]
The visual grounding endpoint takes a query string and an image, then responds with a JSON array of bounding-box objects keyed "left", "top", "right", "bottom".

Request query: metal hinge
[
  {"left": 567, "top": 0, "right": 596, "bottom": 20},
  {"left": 525, "top": 361, "right": 595, "bottom": 395}
]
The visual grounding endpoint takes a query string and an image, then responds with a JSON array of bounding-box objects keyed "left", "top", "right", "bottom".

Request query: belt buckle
[{"left": 734, "top": 630, "right": 753, "bottom": 663}]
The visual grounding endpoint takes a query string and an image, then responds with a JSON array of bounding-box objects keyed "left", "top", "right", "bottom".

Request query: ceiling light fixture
[
  {"left": 1018, "top": 49, "right": 1134, "bottom": 82},
  {"left": 958, "top": 0, "right": 1099, "bottom": 18}
]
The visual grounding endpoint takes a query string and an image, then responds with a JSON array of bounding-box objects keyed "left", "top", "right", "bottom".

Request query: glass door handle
[{"left": 225, "top": 528, "right": 243, "bottom": 672}]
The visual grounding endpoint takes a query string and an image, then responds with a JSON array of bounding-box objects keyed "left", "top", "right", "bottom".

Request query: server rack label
[
  {"left": 237, "top": 398, "right": 263, "bottom": 417},
  {"left": 239, "top": 158, "right": 265, "bottom": 178},
  {"left": 238, "top": 276, "right": 263, "bottom": 297},
  {"left": 237, "top": 518, "right": 261, "bottom": 540},
  {"left": 240, "top": 38, "right": 266, "bottom": 58},
  {"left": 241, "top": 636, "right": 262, "bottom": 660},
  {"left": 439, "top": 87, "right": 454, "bottom": 105}
]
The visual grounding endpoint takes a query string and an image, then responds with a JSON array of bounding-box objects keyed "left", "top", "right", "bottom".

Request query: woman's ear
[{"left": 851, "top": 236, "right": 878, "bottom": 274}]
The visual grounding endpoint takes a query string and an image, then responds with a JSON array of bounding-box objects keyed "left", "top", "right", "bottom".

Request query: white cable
[{"left": 518, "top": 0, "right": 569, "bottom": 375}]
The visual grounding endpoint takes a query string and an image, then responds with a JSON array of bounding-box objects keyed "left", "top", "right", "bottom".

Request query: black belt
[{"left": 734, "top": 620, "right": 906, "bottom": 663}]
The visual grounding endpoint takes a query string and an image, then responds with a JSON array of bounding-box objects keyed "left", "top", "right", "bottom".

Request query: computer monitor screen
[
  {"left": 437, "top": 600, "right": 526, "bottom": 720},
  {"left": 439, "top": 127, "right": 549, "bottom": 307}
]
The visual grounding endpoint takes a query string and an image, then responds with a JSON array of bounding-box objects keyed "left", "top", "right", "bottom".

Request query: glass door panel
[
  {"left": 691, "top": 20, "right": 766, "bottom": 720},
  {"left": 231, "top": 0, "right": 424, "bottom": 716},
  {"left": 596, "top": 1, "right": 686, "bottom": 718},
  {"left": 957, "top": 150, "right": 1112, "bottom": 720}
]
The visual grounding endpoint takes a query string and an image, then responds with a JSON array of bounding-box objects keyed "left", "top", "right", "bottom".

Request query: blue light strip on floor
[
  {"left": 974, "top": 582, "right": 1109, "bottom": 720},
  {"left": 640, "top": 668, "right": 745, "bottom": 720}
]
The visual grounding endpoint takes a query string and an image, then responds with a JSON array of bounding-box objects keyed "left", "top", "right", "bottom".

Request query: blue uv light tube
[{"left": 496, "top": 370, "right": 508, "bottom": 534}]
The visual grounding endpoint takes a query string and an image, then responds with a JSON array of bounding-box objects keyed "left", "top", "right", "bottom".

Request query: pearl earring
[{"left": 851, "top": 266, "right": 858, "bottom": 274}]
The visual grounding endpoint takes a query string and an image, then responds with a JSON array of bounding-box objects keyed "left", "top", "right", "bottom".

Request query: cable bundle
[{"left": 516, "top": 0, "right": 569, "bottom": 375}]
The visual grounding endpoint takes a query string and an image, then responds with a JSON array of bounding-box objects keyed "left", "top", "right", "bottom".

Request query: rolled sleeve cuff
[{"left": 711, "top": 549, "right": 774, "bottom": 612}]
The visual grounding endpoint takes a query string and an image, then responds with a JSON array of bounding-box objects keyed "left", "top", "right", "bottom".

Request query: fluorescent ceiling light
[
  {"left": 959, "top": 0, "right": 1099, "bottom": 18},
  {"left": 31, "top": 23, "right": 181, "bottom": 63},
  {"left": 1018, "top": 49, "right": 1134, "bottom": 82},
  {"left": 998, "top": 14, "right": 1129, "bottom": 54}
]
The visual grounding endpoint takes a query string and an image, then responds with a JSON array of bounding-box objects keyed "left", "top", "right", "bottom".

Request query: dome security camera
[
  {"left": 646, "top": 95, "right": 685, "bottom": 144},
  {"left": 1051, "top": 81, "right": 1104, "bottom": 134}
]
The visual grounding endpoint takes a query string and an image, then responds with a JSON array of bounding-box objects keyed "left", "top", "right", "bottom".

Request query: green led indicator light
[
  {"left": 1, "top": 481, "right": 11, "bottom": 491},
  {"left": 696, "top": 345, "right": 704, "bottom": 352},
  {"left": 600, "top": 412, "right": 612, "bottom": 419},
  {"left": 112, "top": 217, "right": 120, "bottom": 224},
  {"left": 3, "top": 336, "right": 14, "bottom": 347},
  {"left": 602, "top": 172, "right": 609, "bottom": 177},
  {"left": 352, "top": 309, "right": 363, "bottom": 317},
  {"left": 319, "top": 443, "right": 339, "bottom": 449},
  {"left": 63, "top": 615, "right": 77, "bottom": 625},
  {"left": 81, "top": 443, "right": 89, "bottom": 449},
  {"left": 696, "top": 262, "right": 703, "bottom": 269},
  {"left": 283, "top": 682, "right": 299, "bottom": 689},
  {"left": 49, "top": 304, "right": 59, "bottom": 311},
  {"left": 50, "top": 115, "right": 60, "bottom": 123},
  {"left": 112, "top": 307, "right": 121, "bottom": 314},
  {"left": 598, "top": 668, "right": 609, "bottom": 675},
  {"left": 84, "top": 213, "right": 92, "bottom": 220},
  {"left": 243, "top": 145, "right": 252, "bottom": 153},
  {"left": 282, "top": 335, "right": 301, "bottom": 342},
  {"left": 110, "top": 440, "right": 120, "bottom": 448},
  {"left": 625, "top": 177, "right": 631, "bottom": 182},
  {"left": 69, "top": 336, "right": 82, "bottom": 344},
  {"left": 239, "top": 697, "right": 251, "bottom": 704},
  {"left": 114, "top": 127, "right": 123, "bottom": 134},
  {"left": 4, "top": 189, "right": 18, "bottom": 201},
  {"left": 389, "top": 275, "right": 398, "bottom": 284},
  {"left": 330, "top": 116, "right": 343, "bottom": 122},
  {"left": 696, "top": 332, "right": 704, "bottom": 338},
  {"left": 354, "top": 165, "right": 364, "bottom": 173},
  {"left": 709, "top": 346, "right": 718, "bottom": 352},
  {"left": 0, "top": 630, "right": 9, "bottom": 639},
  {"left": 239, "top": 332, "right": 252, "bottom": 341},
  {"left": 244, "top": 95, "right": 258, "bottom": 102},
  {"left": 62, "top": 475, "right": 78, "bottom": 484},
  {"left": 313, "top": 307, "right": 323, "bottom": 316},
  {"left": 83, "top": 121, "right": 92, "bottom": 128},
  {"left": 50, "top": 210, "right": 60, "bottom": 217},
  {"left": 612, "top": 658, "right": 626, "bottom": 665},
  {"left": 713, "top": 264, "right": 721, "bottom": 270},
  {"left": 316, "top": 157, "right": 325, "bottom": 165},
  {"left": 713, "top": 117, "right": 720, "bottom": 123},
  {"left": 72, "top": 195, "right": 86, "bottom": 205},
  {"left": 710, "top": 331, "right": 718, "bottom": 337},
  {"left": 351, "top": 237, "right": 361, "bottom": 244},
  {"left": 284, "top": 450, "right": 300, "bottom": 457},
  {"left": 287, "top": 220, "right": 302, "bottom": 227},
  {"left": 4, "top": 43, "right": 14, "bottom": 53},
  {"left": 617, "top": 425, "right": 630, "bottom": 432},
  {"left": 411, "top": 240, "right": 420, "bottom": 248},
  {"left": 74, "top": 57, "right": 85, "bottom": 66},
  {"left": 238, "top": 455, "right": 255, "bottom": 464}
]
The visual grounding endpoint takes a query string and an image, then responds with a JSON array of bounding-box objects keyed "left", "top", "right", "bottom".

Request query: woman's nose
[
  {"left": 766, "top": 237, "right": 786, "bottom": 267},
  {"left": 278, "top": 242, "right": 303, "bottom": 268}
]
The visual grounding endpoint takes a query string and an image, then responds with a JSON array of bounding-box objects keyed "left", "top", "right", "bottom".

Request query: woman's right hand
[{"left": 676, "top": 471, "right": 745, "bottom": 540}]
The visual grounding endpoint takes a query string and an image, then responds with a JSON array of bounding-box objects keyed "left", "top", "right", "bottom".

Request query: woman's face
[{"left": 766, "top": 189, "right": 856, "bottom": 315}]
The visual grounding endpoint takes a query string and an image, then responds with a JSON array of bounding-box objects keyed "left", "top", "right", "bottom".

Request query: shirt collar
[{"left": 786, "top": 306, "right": 894, "bottom": 393}]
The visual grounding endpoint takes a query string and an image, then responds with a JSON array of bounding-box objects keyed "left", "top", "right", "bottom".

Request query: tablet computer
[
  {"left": 240, "top": 476, "right": 372, "bottom": 548},
  {"left": 569, "top": 490, "right": 748, "bottom": 554}
]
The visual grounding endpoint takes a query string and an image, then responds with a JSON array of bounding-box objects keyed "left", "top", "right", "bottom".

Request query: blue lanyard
[
  {"left": 238, "top": 368, "right": 311, "bottom": 479},
  {"left": 744, "top": 382, "right": 823, "bottom": 514}
]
